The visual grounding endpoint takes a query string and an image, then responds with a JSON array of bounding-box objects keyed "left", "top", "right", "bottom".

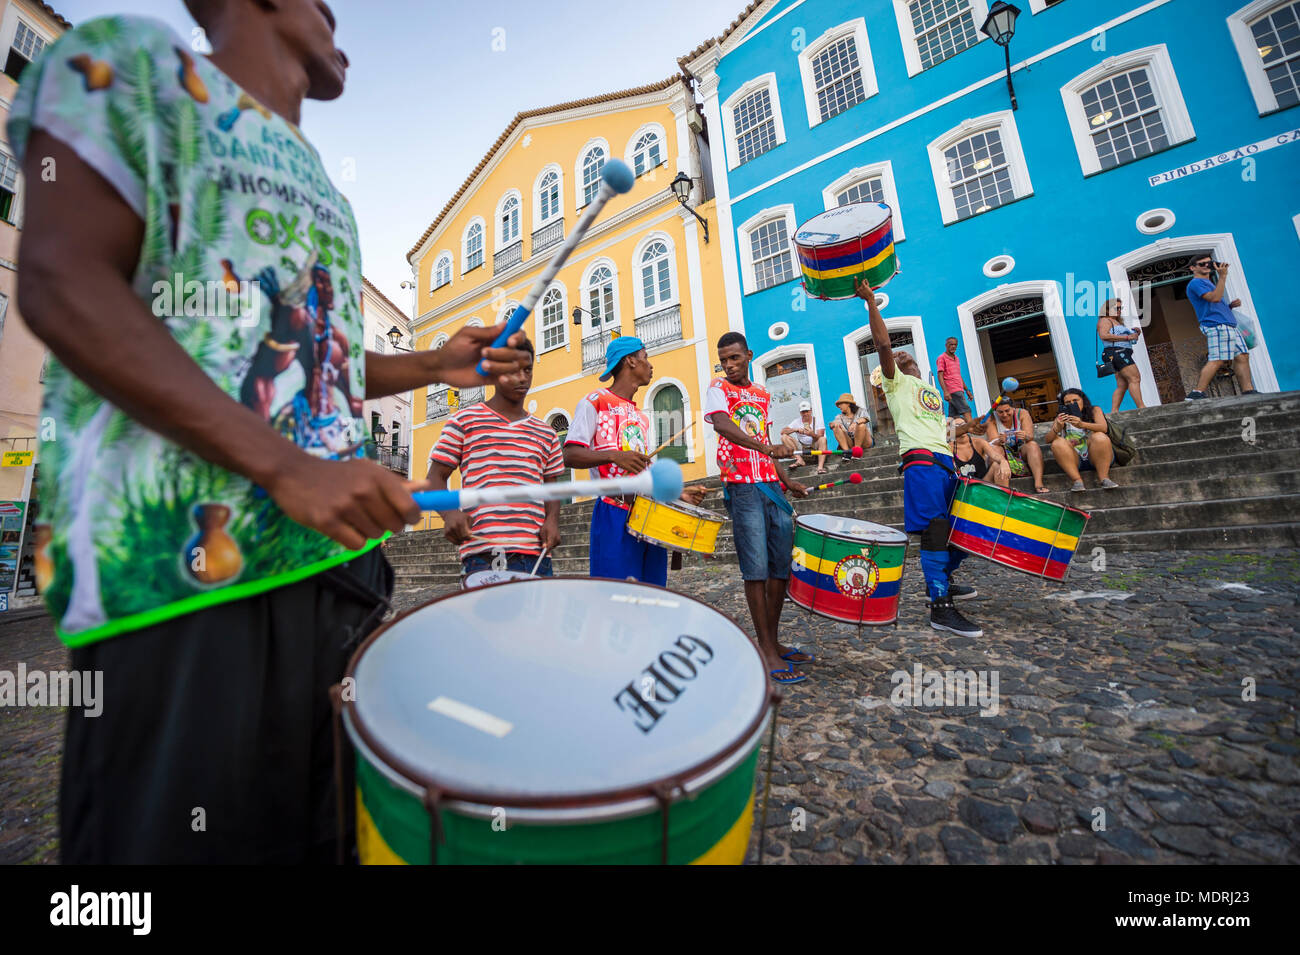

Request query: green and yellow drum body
[
  {"left": 789, "top": 515, "right": 908, "bottom": 625},
  {"left": 793, "top": 201, "right": 898, "bottom": 300},
  {"left": 343, "top": 578, "right": 773, "bottom": 865},
  {"left": 948, "top": 478, "right": 1091, "bottom": 580}
]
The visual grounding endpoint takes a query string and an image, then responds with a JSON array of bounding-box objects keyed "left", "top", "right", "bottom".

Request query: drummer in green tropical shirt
[{"left": 854, "top": 279, "right": 983, "bottom": 637}]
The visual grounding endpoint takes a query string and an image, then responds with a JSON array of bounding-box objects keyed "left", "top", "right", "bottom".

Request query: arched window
[
  {"left": 464, "top": 221, "right": 484, "bottom": 271},
  {"left": 499, "top": 194, "right": 521, "bottom": 247},
  {"left": 586, "top": 265, "right": 617, "bottom": 327},
  {"left": 652, "top": 385, "right": 688, "bottom": 463},
  {"left": 632, "top": 131, "right": 663, "bottom": 176},
  {"left": 433, "top": 253, "right": 452, "bottom": 290},
  {"left": 740, "top": 208, "right": 798, "bottom": 293},
  {"left": 580, "top": 145, "right": 606, "bottom": 206},
  {"left": 538, "top": 170, "right": 560, "bottom": 223},
  {"left": 540, "top": 287, "right": 567, "bottom": 351},
  {"left": 639, "top": 240, "right": 673, "bottom": 309}
]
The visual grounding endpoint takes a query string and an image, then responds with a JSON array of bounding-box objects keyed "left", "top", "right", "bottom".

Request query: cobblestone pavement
[
  {"left": 397, "top": 550, "right": 1300, "bottom": 864},
  {"left": 4, "top": 551, "right": 1297, "bottom": 864}
]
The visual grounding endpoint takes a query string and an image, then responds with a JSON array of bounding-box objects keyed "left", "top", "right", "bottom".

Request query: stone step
[{"left": 1107, "top": 391, "right": 1300, "bottom": 423}]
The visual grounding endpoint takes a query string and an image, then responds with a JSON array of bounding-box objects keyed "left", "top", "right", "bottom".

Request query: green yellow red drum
[
  {"left": 793, "top": 201, "right": 898, "bottom": 300},
  {"left": 948, "top": 478, "right": 1090, "bottom": 580},
  {"left": 343, "top": 578, "right": 773, "bottom": 865},
  {"left": 789, "top": 515, "right": 908, "bottom": 625}
]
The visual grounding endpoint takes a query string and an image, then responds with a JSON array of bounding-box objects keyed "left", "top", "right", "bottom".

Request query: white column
[
  {"left": 699, "top": 67, "right": 746, "bottom": 336},
  {"left": 680, "top": 208, "right": 719, "bottom": 476}
]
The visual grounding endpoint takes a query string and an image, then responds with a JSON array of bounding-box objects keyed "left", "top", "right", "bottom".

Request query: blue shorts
[
  {"left": 462, "top": 552, "right": 553, "bottom": 577},
  {"left": 724, "top": 483, "right": 793, "bottom": 582},
  {"left": 903, "top": 452, "right": 959, "bottom": 534},
  {"left": 589, "top": 498, "right": 667, "bottom": 586}
]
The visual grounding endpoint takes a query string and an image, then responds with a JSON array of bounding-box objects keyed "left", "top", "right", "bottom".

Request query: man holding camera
[{"left": 1186, "top": 257, "right": 1255, "bottom": 400}]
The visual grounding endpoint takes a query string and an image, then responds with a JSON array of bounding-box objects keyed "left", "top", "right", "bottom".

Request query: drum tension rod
[
  {"left": 422, "top": 787, "right": 447, "bottom": 866},
  {"left": 652, "top": 783, "right": 679, "bottom": 866},
  {"left": 757, "top": 692, "right": 784, "bottom": 866}
]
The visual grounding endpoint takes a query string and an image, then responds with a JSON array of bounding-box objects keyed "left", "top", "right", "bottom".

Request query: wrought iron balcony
[
  {"left": 375, "top": 444, "right": 410, "bottom": 475},
  {"left": 634, "top": 304, "right": 683, "bottom": 350},
  {"left": 427, "top": 386, "right": 451, "bottom": 420},
  {"left": 532, "top": 218, "right": 563, "bottom": 255},
  {"left": 494, "top": 240, "right": 523, "bottom": 275},
  {"left": 581, "top": 327, "right": 618, "bottom": 374},
  {"left": 458, "top": 386, "right": 486, "bottom": 406}
]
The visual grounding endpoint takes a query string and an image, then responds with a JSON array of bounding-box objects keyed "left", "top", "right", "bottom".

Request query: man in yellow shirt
[{"left": 856, "top": 280, "right": 982, "bottom": 637}]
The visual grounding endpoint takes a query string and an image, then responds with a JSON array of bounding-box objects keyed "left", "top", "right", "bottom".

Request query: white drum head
[
  {"left": 794, "top": 201, "right": 891, "bottom": 248},
  {"left": 797, "top": 512, "right": 907, "bottom": 544},
  {"left": 348, "top": 579, "right": 769, "bottom": 799}
]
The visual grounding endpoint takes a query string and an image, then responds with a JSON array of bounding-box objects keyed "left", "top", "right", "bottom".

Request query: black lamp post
[
  {"left": 669, "top": 172, "right": 709, "bottom": 243},
  {"left": 980, "top": 1, "right": 1021, "bottom": 112}
]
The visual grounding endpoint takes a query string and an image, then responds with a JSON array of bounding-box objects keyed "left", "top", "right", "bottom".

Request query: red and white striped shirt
[{"left": 429, "top": 404, "right": 565, "bottom": 559}]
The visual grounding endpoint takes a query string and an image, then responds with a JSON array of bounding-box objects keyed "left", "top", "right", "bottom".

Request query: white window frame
[
  {"left": 1027, "top": 0, "right": 1068, "bottom": 12},
  {"left": 533, "top": 164, "right": 564, "bottom": 230},
  {"left": 461, "top": 217, "right": 486, "bottom": 273},
  {"left": 538, "top": 284, "right": 569, "bottom": 354},
  {"left": 821, "top": 160, "right": 906, "bottom": 241},
  {"left": 840, "top": 314, "right": 932, "bottom": 414},
  {"left": 580, "top": 258, "right": 621, "bottom": 330},
  {"left": 495, "top": 190, "right": 523, "bottom": 251},
  {"left": 1060, "top": 45, "right": 1195, "bottom": 177},
  {"left": 927, "top": 110, "right": 1033, "bottom": 226},
  {"left": 797, "top": 18, "right": 879, "bottom": 128},
  {"left": 625, "top": 122, "right": 668, "bottom": 177},
  {"left": 892, "top": 0, "right": 990, "bottom": 78},
  {"left": 1229, "top": 0, "right": 1300, "bottom": 115},
  {"left": 721, "top": 73, "right": 787, "bottom": 171},
  {"left": 425, "top": 334, "right": 449, "bottom": 401},
  {"left": 737, "top": 204, "right": 799, "bottom": 295},
  {"left": 466, "top": 317, "right": 485, "bottom": 328},
  {"left": 575, "top": 138, "right": 610, "bottom": 209},
  {"left": 431, "top": 251, "right": 453, "bottom": 293},
  {"left": 632, "top": 232, "right": 680, "bottom": 316}
]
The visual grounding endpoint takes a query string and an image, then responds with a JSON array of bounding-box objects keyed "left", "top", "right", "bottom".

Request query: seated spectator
[
  {"left": 985, "top": 402, "right": 1048, "bottom": 493},
  {"left": 782, "top": 401, "right": 828, "bottom": 474},
  {"left": 1047, "top": 387, "right": 1119, "bottom": 491},
  {"left": 951, "top": 429, "right": 1010, "bottom": 487},
  {"left": 1098, "top": 298, "right": 1146, "bottom": 412},
  {"left": 831, "top": 393, "right": 873, "bottom": 452}
]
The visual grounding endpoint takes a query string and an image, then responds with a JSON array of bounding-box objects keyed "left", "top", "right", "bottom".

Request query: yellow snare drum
[{"left": 626, "top": 497, "right": 726, "bottom": 555}]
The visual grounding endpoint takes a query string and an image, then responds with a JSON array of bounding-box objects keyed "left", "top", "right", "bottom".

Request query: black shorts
[
  {"left": 946, "top": 392, "right": 971, "bottom": 417},
  {"left": 59, "top": 548, "right": 393, "bottom": 864},
  {"left": 1106, "top": 347, "right": 1136, "bottom": 372}
]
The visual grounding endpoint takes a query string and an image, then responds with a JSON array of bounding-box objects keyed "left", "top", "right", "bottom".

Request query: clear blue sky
[{"left": 52, "top": 0, "right": 745, "bottom": 314}]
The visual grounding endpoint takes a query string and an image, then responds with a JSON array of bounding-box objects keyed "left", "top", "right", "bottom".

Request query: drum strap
[{"left": 898, "top": 448, "right": 958, "bottom": 477}]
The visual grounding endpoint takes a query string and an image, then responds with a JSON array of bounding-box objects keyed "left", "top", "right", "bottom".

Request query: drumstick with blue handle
[
  {"left": 976, "top": 376, "right": 1021, "bottom": 428},
  {"left": 413, "top": 458, "right": 684, "bottom": 512},
  {"left": 475, "top": 159, "right": 636, "bottom": 375}
]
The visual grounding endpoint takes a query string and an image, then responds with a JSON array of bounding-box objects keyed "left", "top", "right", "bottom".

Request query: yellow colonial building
[{"left": 406, "top": 77, "right": 730, "bottom": 508}]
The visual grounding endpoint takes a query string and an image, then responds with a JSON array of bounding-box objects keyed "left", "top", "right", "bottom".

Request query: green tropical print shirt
[{"left": 8, "top": 16, "right": 379, "bottom": 645}]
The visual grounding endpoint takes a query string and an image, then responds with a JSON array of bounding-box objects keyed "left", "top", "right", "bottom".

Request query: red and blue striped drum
[
  {"left": 789, "top": 515, "right": 908, "bottom": 625},
  {"left": 793, "top": 202, "right": 899, "bottom": 300}
]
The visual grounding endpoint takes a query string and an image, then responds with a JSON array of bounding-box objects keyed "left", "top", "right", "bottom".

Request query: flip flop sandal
[
  {"left": 780, "top": 649, "right": 816, "bottom": 664},
  {"left": 770, "top": 666, "right": 808, "bottom": 685}
]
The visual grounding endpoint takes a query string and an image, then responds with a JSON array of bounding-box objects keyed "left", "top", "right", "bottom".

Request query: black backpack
[{"left": 1105, "top": 414, "right": 1136, "bottom": 466}]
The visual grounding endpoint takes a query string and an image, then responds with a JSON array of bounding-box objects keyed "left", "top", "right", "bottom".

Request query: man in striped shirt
[{"left": 427, "top": 339, "right": 563, "bottom": 577}]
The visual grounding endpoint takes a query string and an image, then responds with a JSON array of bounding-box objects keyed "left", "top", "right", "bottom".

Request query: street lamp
[
  {"left": 387, "top": 325, "right": 412, "bottom": 352},
  {"left": 669, "top": 172, "right": 709, "bottom": 243},
  {"left": 980, "top": 1, "right": 1021, "bottom": 112}
]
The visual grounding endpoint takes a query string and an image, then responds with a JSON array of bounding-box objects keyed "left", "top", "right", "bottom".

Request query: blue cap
[{"left": 598, "top": 336, "right": 645, "bottom": 381}]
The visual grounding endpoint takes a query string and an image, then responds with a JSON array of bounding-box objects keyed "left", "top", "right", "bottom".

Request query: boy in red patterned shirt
[
  {"left": 564, "top": 336, "right": 703, "bottom": 584},
  {"left": 705, "top": 332, "right": 810, "bottom": 685}
]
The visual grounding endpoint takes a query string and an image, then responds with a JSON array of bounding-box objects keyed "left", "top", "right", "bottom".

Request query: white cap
[{"left": 798, "top": 401, "right": 811, "bottom": 412}]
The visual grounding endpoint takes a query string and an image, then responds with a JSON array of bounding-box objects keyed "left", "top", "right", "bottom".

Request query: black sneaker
[
  {"left": 948, "top": 583, "right": 978, "bottom": 600},
  {"left": 929, "top": 597, "right": 983, "bottom": 636},
  {"left": 1185, "top": 390, "right": 1208, "bottom": 400}
]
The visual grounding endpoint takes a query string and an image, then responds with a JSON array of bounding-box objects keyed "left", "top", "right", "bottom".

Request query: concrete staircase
[{"left": 383, "top": 391, "right": 1300, "bottom": 591}]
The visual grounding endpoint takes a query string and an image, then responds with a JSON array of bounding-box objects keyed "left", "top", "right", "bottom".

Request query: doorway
[
  {"left": 857, "top": 330, "right": 918, "bottom": 437},
  {"left": 1127, "top": 251, "right": 1234, "bottom": 401},
  {"left": 651, "top": 385, "right": 688, "bottom": 464},
  {"left": 972, "top": 296, "right": 1063, "bottom": 422},
  {"left": 762, "top": 355, "right": 813, "bottom": 441}
]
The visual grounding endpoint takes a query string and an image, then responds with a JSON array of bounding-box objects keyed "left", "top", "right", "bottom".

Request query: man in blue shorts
[
  {"left": 856, "top": 280, "right": 982, "bottom": 636},
  {"left": 1186, "top": 256, "right": 1255, "bottom": 399}
]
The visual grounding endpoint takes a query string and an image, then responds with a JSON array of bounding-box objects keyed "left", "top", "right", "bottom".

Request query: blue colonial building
[{"left": 682, "top": 0, "right": 1299, "bottom": 433}]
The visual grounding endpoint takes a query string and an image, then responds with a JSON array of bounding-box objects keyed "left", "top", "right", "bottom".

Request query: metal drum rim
[
  {"left": 342, "top": 577, "right": 777, "bottom": 817},
  {"left": 632, "top": 495, "right": 727, "bottom": 523},
  {"left": 793, "top": 200, "right": 893, "bottom": 249},
  {"left": 794, "top": 512, "right": 908, "bottom": 545}
]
